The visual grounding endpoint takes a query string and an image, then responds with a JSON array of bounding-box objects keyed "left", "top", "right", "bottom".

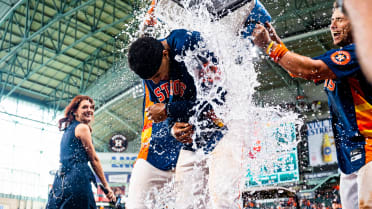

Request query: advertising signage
[
  {"left": 306, "top": 119, "right": 337, "bottom": 167},
  {"left": 245, "top": 122, "right": 299, "bottom": 187},
  {"left": 97, "top": 152, "right": 137, "bottom": 172}
]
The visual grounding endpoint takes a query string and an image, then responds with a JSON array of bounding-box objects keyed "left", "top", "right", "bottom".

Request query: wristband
[
  {"left": 266, "top": 41, "right": 274, "bottom": 55},
  {"left": 269, "top": 42, "right": 289, "bottom": 63}
]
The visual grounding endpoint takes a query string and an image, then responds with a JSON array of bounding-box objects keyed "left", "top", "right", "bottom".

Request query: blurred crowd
[{"left": 244, "top": 189, "right": 342, "bottom": 209}]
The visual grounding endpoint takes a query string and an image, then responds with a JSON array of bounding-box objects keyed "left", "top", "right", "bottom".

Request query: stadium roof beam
[
  {"left": 0, "top": 0, "right": 135, "bottom": 110},
  {"left": 104, "top": 109, "right": 138, "bottom": 135},
  {"left": 92, "top": 135, "right": 109, "bottom": 152},
  {"left": 282, "top": 28, "right": 330, "bottom": 44},
  {"left": 0, "top": 81, "right": 51, "bottom": 100},
  {"left": 0, "top": 0, "right": 96, "bottom": 64},
  {"left": 0, "top": 11, "right": 133, "bottom": 111},
  {"left": 274, "top": 1, "right": 333, "bottom": 23},
  {"left": 45, "top": 37, "right": 119, "bottom": 114}
]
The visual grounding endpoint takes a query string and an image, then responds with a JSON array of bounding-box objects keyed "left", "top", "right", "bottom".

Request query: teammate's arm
[
  {"left": 253, "top": 23, "right": 336, "bottom": 80},
  {"left": 278, "top": 51, "right": 337, "bottom": 80}
]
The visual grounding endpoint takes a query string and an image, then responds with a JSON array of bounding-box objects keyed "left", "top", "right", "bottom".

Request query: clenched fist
[{"left": 146, "top": 103, "right": 167, "bottom": 123}]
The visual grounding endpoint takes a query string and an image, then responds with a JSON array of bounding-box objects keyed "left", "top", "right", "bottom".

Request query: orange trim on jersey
[
  {"left": 137, "top": 83, "right": 154, "bottom": 161},
  {"left": 348, "top": 78, "right": 372, "bottom": 137},
  {"left": 348, "top": 78, "right": 372, "bottom": 164}
]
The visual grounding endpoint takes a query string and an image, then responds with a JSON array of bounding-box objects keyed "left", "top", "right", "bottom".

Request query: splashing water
[{"left": 122, "top": 0, "right": 302, "bottom": 207}]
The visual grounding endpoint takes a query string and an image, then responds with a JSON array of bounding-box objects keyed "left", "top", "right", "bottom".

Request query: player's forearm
[
  {"left": 167, "top": 100, "right": 195, "bottom": 119},
  {"left": 278, "top": 51, "right": 324, "bottom": 80},
  {"left": 279, "top": 52, "right": 313, "bottom": 79}
]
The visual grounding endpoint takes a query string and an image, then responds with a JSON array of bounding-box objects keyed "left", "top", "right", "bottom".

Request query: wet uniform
[
  {"left": 127, "top": 29, "right": 224, "bottom": 209},
  {"left": 144, "top": 29, "right": 224, "bottom": 155},
  {"left": 314, "top": 43, "right": 372, "bottom": 208},
  {"left": 126, "top": 82, "right": 179, "bottom": 209},
  {"left": 46, "top": 120, "right": 97, "bottom": 209}
]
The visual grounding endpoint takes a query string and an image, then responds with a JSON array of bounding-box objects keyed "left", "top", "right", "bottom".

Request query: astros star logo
[
  {"left": 335, "top": 54, "right": 346, "bottom": 62},
  {"left": 331, "top": 50, "right": 351, "bottom": 65}
]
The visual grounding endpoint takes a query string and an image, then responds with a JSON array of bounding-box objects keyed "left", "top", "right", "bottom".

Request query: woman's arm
[{"left": 75, "top": 123, "right": 116, "bottom": 202}]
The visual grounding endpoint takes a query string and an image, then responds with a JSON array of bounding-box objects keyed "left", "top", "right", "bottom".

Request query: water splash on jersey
[{"left": 121, "top": 0, "right": 301, "bottom": 208}]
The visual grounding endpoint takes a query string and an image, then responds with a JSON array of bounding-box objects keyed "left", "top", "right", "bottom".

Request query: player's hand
[
  {"left": 171, "top": 122, "right": 194, "bottom": 144},
  {"left": 105, "top": 187, "right": 116, "bottom": 203},
  {"left": 140, "top": 0, "right": 157, "bottom": 37},
  {"left": 252, "top": 24, "right": 272, "bottom": 50},
  {"left": 146, "top": 103, "right": 167, "bottom": 123},
  {"left": 265, "top": 22, "right": 281, "bottom": 44}
]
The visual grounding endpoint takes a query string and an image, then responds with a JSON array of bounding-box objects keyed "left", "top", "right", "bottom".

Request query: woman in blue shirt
[{"left": 46, "top": 95, "right": 115, "bottom": 209}]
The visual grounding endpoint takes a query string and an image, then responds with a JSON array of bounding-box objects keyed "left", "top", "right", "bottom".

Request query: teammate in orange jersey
[{"left": 252, "top": 1, "right": 372, "bottom": 208}]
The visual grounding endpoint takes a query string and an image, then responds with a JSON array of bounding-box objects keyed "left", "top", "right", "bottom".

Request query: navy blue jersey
[
  {"left": 143, "top": 29, "right": 224, "bottom": 170},
  {"left": 314, "top": 44, "right": 372, "bottom": 174}
]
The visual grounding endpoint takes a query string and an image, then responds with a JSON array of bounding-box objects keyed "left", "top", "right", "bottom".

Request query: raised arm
[
  {"left": 278, "top": 50, "right": 336, "bottom": 80},
  {"left": 253, "top": 23, "right": 336, "bottom": 80}
]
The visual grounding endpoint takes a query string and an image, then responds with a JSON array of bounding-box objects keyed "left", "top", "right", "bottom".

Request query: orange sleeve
[{"left": 137, "top": 83, "right": 154, "bottom": 161}]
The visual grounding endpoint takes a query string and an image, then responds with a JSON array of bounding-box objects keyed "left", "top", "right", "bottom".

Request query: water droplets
[{"left": 125, "top": 0, "right": 301, "bottom": 204}]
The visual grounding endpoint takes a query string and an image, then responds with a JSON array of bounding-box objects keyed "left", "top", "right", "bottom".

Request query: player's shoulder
[
  {"left": 325, "top": 44, "right": 356, "bottom": 66},
  {"left": 325, "top": 43, "right": 355, "bottom": 54},
  {"left": 170, "top": 29, "right": 188, "bottom": 34},
  {"left": 342, "top": 43, "right": 355, "bottom": 51},
  {"left": 168, "top": 29, "right": 192, "bottom": 39}
]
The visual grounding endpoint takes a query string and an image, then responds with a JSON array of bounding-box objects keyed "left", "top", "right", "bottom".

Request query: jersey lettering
[
  {"left": 160, "top": 83, "right": 170, "bottom": 98},
  {"left": 324, "top": 79, "right": 335, "bottom": 91},
  {"left": 154, "top": 87, "right": 165, "bottom": 102},
  {"left": 173, "top": 80, "right": 180, "bottom": 95},
  {"left": 179, "top": 82, "right": 186, "bottom": 97},
  {"left": 153, "top": 80, "right": 187, "bottom": 102}
]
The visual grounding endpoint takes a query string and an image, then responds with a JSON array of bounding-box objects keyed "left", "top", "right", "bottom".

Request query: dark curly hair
[{"left": 128, "top": 37, "right": 164, "bottom": 79}]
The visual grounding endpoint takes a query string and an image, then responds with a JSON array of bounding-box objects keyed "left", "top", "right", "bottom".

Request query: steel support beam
[
  {"left": 0, "top": 0, "right": 135, "bottom": 117},
  {"left": 0, "top": 13, "right": 133, "bottom": 105},
  {"left": 274, "top": 1, "right": 333, "bottom": 23},
  {"left": 104, "top": 109, "right": 139, "bottom": 135},
  {"left": 45, "top": 38, "right": 117, "bottom": 113},
  {"left": 0, "top": 0, "right": 96, "bottom": 64},
  {"left": 92, "top": 135, "right": 109, "bottom": 152},
  {"left": 282, "top": 28, "right": 330, "bottom": 44},
  {"left": 0, "top": 110, "right": 56, "bottom": 127},
  {"left": 94, "top": 84, "right": 140, "bottom": 115}
]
